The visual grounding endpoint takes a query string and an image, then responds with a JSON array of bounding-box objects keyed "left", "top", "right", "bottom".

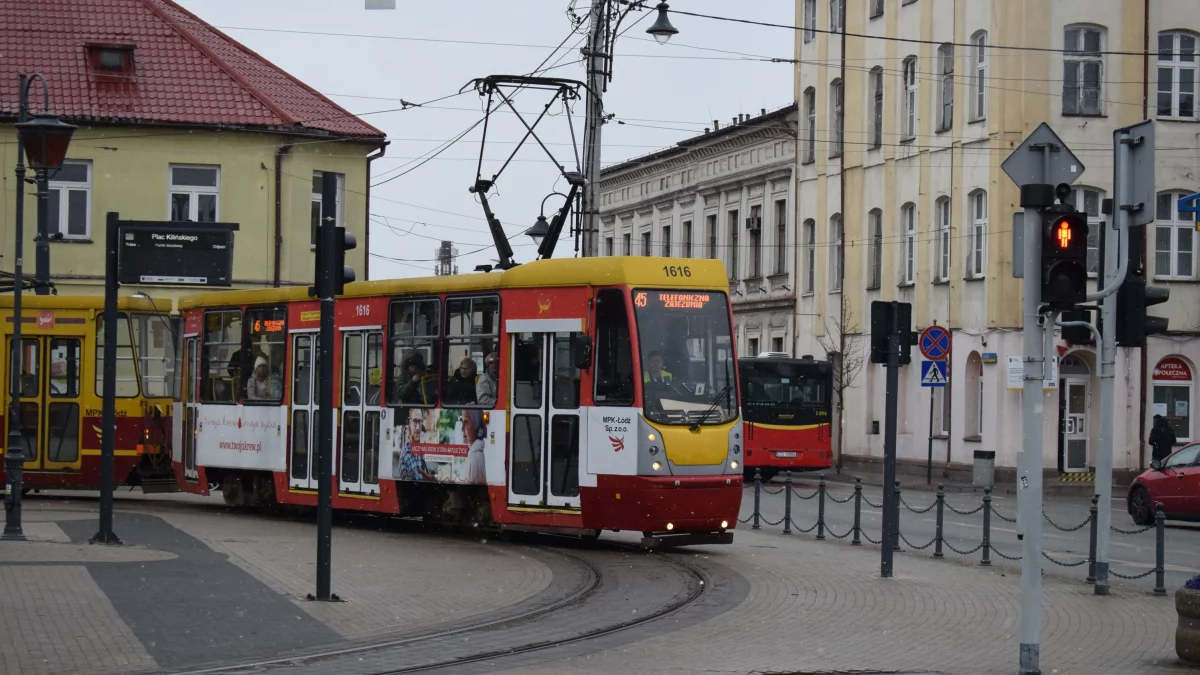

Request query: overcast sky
[{"left": 177, "top": 0, "right": 794, "bottom": 279}]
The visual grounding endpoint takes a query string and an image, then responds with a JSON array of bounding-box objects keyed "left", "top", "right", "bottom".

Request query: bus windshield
[
  {"left": 739, "top": 358, "right": 831, "bottom": 425},
  {"left": 632, "top": 289, "right": 736, "bottom": 426}
]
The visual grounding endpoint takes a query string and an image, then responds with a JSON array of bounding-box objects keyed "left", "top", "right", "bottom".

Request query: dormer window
[{"left": 87, "top": 45, "right": 135, "bottom": 76}]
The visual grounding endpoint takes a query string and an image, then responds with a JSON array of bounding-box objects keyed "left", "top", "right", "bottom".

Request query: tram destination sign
[{"left": 116, "top": 222, "right": 237, "bottom": 287}]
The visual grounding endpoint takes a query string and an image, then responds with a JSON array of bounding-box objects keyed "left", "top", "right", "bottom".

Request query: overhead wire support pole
[{"left": 580, "top": 0, "right": 610, "bottom": 257}]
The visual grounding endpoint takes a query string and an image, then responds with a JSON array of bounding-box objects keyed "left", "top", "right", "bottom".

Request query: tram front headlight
[
  {"left": 730, "top": 460, "right": 740, "bottom": 470},
  {"left": 652, "top": 461, "right": 663, "bottom": 471}
]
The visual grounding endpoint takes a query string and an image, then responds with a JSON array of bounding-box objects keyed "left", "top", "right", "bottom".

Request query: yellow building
[{"left": 0, "top": 0, "right": 386, "bottom": 300}]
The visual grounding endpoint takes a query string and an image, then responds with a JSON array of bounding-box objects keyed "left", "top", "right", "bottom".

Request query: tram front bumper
[{"left": 584, "top": 474, "right": 742, "bottom": 534}]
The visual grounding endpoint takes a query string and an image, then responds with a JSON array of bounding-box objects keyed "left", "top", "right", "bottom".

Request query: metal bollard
[
  {"left": 1154, "top": 502, "right": 1166, "bottom": 596},
  {"left": 2, "top": 448, "right": 27, "bottom": 541},
  {"left": 1086, "top": 494, "right": 1099, "bottom": 583},
  {"left": 893, "top": 480, "right": 902, "bottom": 552},
  {"left": 782, "top": 472, "right": 793, "bottom": 535},
  {"left": 816, "top": 474, "right": 826, "bottom": 540},
  {"left": 851, "top": 477, "right": 863, "bottom": 546},
  {"left": 980, "top": 487, "right": 992, "bottom": 566},
  {"left": 752, "top": 469, "right": 762, "bottom": 530},
  {"left": 933, "top": 485, "right": 945, "bottom": 558}
]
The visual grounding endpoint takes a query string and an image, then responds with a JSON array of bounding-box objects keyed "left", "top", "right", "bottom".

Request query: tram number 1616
[{"left": 662, "top": 265, "right": 692, "bottom": 278}]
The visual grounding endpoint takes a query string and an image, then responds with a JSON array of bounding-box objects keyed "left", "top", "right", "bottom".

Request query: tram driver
[{"left": 643, "top": 350, "right": 673, "bottom": 385}]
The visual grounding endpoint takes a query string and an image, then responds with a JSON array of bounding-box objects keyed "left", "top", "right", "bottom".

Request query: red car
[{"left": 1127, "top": 442, "right": 1200, "bottom": 525}]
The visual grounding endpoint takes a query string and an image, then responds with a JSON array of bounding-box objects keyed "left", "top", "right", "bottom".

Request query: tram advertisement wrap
[
  {"left": 195, "top": 406, "right": 288, "bottom": 471},
  {"left": 391, "top": 408, "right": 490, "bottom": 485}
]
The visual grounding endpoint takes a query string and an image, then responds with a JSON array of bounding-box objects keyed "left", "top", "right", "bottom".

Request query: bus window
[
  {"left": 132, "top": 313, "right": 176, "bottom": 398},
  {"left": 388, "top": 299, "right": 439, "bottom": 407},
  {"left": 593, "top": 289, "right": 634, "bottom": 406},
  {"left": 200, "top": 310, "right": 243, "bottom": 404},
  {"left": 95, "top": 314, "right": 139, "bottom": 397},
  {"left": 443, "top": 296, "right": 498, "bottom": 407},
  {"left": 244, "top": 308, "right": 286, "bottom": 403}
]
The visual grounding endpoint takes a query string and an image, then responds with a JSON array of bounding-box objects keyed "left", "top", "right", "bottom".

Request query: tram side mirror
[
  {"left": 571, "top": 334, "right": 592, "bottom": 370},
  {"left": 1150, "top": 458, "right": 1163, "bottom": 471}
]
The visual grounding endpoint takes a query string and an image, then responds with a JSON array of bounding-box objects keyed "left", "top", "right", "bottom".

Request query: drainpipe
[
  {"left": 364, "top": 141, "right": 389, "bottom": 281},
  {"left": 273, "top": 142, "right": 294, "bottom": 288}
]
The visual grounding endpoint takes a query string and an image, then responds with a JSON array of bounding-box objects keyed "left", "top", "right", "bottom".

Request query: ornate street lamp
[
  {"left": 17, "top": 111, "right": 76, "bottom": 171},
  {"left": 646, "top": 2, "right": 679, "bottom": 44}
]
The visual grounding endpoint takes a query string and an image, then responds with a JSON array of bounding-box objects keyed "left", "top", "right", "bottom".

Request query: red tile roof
[{"left": 0, "top": 0, "right": 384, "bottom": 139}]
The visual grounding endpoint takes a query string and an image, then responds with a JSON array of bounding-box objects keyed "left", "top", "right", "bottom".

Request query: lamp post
[
  {"left": 525, "top": 192, "right": 566, "bottom": 249},
  {"left": 3, "top": 73, "right": 75, "bottom": 541},
  {"left": 579, "top": 1, "right": 677, "bottom": 258}
]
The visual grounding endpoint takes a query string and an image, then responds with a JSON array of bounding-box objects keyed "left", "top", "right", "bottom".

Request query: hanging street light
[
  {"left": 16, "top": 111, "right": 76, "bottom": 171},
  {"left": 525, "top": 215, "right": 550, "bottom": 248},
  {"left": 646, "top": 2, "right": 679, "bottom": 44}
]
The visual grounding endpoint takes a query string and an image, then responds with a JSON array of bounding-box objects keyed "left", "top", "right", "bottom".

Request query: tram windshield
[
  {"left": 739, "top": 358, "right": 831, "bottom": 426},
  {"left": 632, "top": 289, "right": 737, "bottom": 426}
]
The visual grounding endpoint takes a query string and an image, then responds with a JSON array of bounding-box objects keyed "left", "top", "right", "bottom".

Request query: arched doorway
[{"left": 1059, "top": 354, "right": 1091, "bottom": 473}]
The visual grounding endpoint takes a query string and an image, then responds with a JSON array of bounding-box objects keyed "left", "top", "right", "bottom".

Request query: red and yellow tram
[{"left": 172, "top": 258, "right": 743, "bottom": 545}]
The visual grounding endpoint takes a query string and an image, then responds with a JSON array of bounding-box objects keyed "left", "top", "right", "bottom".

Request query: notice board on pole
[{"left": 116, "top": 221, "right": 237, "bottom": 287}]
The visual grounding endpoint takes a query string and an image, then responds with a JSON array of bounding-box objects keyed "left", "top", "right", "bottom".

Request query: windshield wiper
[{"left": 689, "top": 384, "right": 733, "bottom": 431}]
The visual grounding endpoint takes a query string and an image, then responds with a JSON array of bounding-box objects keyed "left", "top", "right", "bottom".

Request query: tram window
[
  {"left": 132, "top": 314, "right": 176, "bottom": 398},
  {"left": 200, "top": 310, "right": 243, "bottom": 404},
  {"left": 95, "top": 314, "right": 140, "bottom": 397},
  {"left": 443, "top": 296, "right": 498, "bottom": 407},
  {"left": 552, "top": 333, "right": 580, "bottom": 409},
  {"left": 366, "top": 333, "right": 383, "bottom": 406},
  {"left": 15, "top": 339, "right": 39, "bottom": 398},
  {"left": 49, "top": 338, "right": 80, "bottom": 398},
  {"left": 293, "top": 335, "right": 314, "bottom": 406},
  {"left": 244, "top": 308, "right": 286, "bottom": 403},
  {"left": 593, "top": 289, "right": 635, "bottom": 406},
  {"left": 388, "top": 299, "right": 439, "bottom": 407}
]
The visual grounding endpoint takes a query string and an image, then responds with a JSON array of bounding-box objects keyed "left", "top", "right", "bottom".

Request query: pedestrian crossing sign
[{"left": 921, "top": 360, "right": 948, "bottom": 387}]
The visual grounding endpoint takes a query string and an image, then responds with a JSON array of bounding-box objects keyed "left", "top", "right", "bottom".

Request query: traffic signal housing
[
  {"left": 1115, "top": 276, "right": 1170, "bottom": 347},
  {"left": 1040, "top": 208, "right": 1089, "bottom": 309},
  {"left": 332, "top": 226, "right": 357, "bottom": 296},
  {"left": 310, "top": 226, "right": 357, "bottom": 298}
]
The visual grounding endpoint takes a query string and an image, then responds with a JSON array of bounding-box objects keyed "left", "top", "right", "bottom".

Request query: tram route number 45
[{"left": 662, "top": 265, "right": 692, "bottom": 278}]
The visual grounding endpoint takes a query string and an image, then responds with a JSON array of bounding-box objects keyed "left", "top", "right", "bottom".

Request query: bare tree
[{"left": 817, "top": 305, "right": 865, "bottom": 473}]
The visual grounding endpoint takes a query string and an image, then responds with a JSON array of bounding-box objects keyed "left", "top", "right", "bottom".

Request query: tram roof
[
  {"left": 0, "top": 294, "right": 161, "bottom": 312},
  {"left": 178, "top": 257, "right": 731, "bottom": 309}
]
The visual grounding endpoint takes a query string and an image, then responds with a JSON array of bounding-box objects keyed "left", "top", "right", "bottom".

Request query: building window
[
  {"left": 935, "top": 386, "right": 951, "bottom": 434},
  {"left": 803, "top": 219, "right": 816, "bottom": 293},
  {"left": 902, "top": 203, "right": 916, "bottom": 284},
  {"left": 1064, "top": 26, "right": 1104, "bottom": 116},
  {"left": 1153, "top": 356, "right": 1193, "bottom": 442},
  {"left": 662, "top": 225, "right": 671, "bottom": 257},
  {"left": 830, "top": 0, "right": 844, "bottom": 32},
  {"left": 682, "top": 220, "right": 692, "bottom": 258},
  {"left": 311, "top": 171, "right": 345, "bottom": 245},
  {"left": 902, "top": 56, "right": 918, "bottom": 139},
  {"left": 169, "top": 165, "right": 219, "bottom": 222},
  {"left": 830, "top": 215, "right": 843, "bottom": 292},
  {"left": 728, "top": 210, "right": 740, "bottom": 279},
  {"left": 88, "top": 46, "right": 134, "bottom": 75},
  {"left": 869, "top": 0, "right": 883, "bottom": 19},
  {"left": 1158, "top": 31, "right": 1198, "bottom": 119},
  {"left": 869, "top": 67, "right": 884, "bottom": 149},
  {"left": 748, "top": 337, "right": 760, "bottom": 357},
  {"left": 1155, "top": 191, "right": 1196, "bottom": 279},
  {"left": 775, "top": 199, "right": 788, "bottom": 275},
  {"left": 46, "top": 160, "right": 91, "bottom": 239},
  {"left": 642, "top": 231, "right": 652, "bottom": 256},
  {"left": 707, "top": 213, "right": 718, "bottom": 259},
  {"left": 749, "top": 228, "right": 762, "bottom": 278},
  {"left": 971, "top": 31, "right": 988, "bottom": 121},
  {"left": 968, "top": 190, "right": 987, "bottom": 278},
  {"left": 605, "top": 237, "right": 614, "bottom": 257},
  {"left": 622, "top": 233, "right": 631, "bottom": 256},
  {"left": 868, "top": 209, "right": 883, "bottom": 289},
  {"left": 1069, "top": 187, "right": 1104, "bottom": 276},
  {"left": 965, "top": 351, "right": 983, "bottom": 439},
  {"left": 831, "top": 79, "right": 844, "bottom": 157},
  {"left": 938, "top": 44, "right": 954, "bottom": 131},
  {"left": 804, "top": 0, "right": 817, "bottom": 43},
  {"left": 936, "top": 196, "right": 951, "bottom": 281},
  {"left": 804, "top": 87, "right": 817, "bottom": 163},
  {"left": 772, "top": 337, "right": 785, "bottom": 353}
]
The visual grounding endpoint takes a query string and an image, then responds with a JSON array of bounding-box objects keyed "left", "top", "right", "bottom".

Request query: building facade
[
  {"left": 793, "top": 0, "right": 1200, "bottom": 479},
  {"left": 598, "top": 105, "right": 799, "bottom": 358},
  {"left": 0, "top": 0, "right": 386, "bottom": 300}
]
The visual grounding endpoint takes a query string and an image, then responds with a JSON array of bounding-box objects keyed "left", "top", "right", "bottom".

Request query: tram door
[
  {"left": 338, "top": 330, "right": 383, "bottom": 495},
  {"left": 181, "top": 336, "right": 200, "bottom": 481},
  {"left": 507, "top": 331, "right": 582, "bottom": 509},
  {"left": 288, "top": 333, "right": 320, "bottom": 490},
  {"left": 8, "top": 336, "right": 83, "bottom": 472}
]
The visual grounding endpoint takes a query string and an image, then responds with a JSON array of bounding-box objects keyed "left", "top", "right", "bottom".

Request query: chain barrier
[
  {"left": 1110, "top": 566, "right": 1159, "bottom": 580},
  {"left": 861, "top": 529, "right": 882, "bottom": 545},
  {"left": 945, "top": 501, "right": 985, "bottom": 516},
  {"left": 1110, "top": 523, "right": 1154, "bottom": 535},
  {"left": 738, "top": 514, "right": 753, "bottom": 524},
  {"left": 825, "top": 523, "right": 854, "bottom": 540},
  {"left": 942, "top": 538, "right": 984, "bottom": 556},
  {"left": 900, "top": 496, "right": 937, "bottom": 514},
  {"left": 987, "top": 544, "right": 1022, "bottom": 562},
  {"left": 827, "top": 491, "right": 856, "bottom": 504},
  {"left": 862, "top": 494, "right": 884, "bottom": 509},
  {"left": 760, "top": 513, "right": 786, "bottom": 527},
  {"left": 1041, "top": 550, "right": 1088, "bottom": 567},
  {"left": 760, "top": 485, "right": 786, "bottom": 496},
  {"left": 1043, "top": 511, "right": 1090, "bottom": 532},
  {"left": 990, "top": 506, "right": 1017, "bottom": 524},
  {"left": 791, "top": 487, "right": 820, "bottom": 500},
  {"left": 899, "top": 532, "right": 937, "bottom": 551},
  {"left": 789, "top": 518, "right": 819, "bottom": 534}
]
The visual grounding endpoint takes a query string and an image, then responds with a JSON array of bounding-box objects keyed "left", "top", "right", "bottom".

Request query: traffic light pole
[{"left": 314, "top": 172, "right": 337, "bottom": 602}]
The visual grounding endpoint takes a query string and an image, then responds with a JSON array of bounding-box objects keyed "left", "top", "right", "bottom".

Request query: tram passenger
[
  {"left": 476, "top": 352, "right": 499, "bottom": 407},
  {"left": 246, "top": 357, "right": 273, "bottom": 400},
  {"left": 643, "top": 350, "right": 673, "bottom": 384},
  {"left": 444, "top": 357, "right": 478, "bottom": 405},
  {"left": 396, "top": 353, "right": 437, "bottom": 405}
]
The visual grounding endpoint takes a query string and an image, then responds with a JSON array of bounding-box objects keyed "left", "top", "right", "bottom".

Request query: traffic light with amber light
[
  {"left": 1040, "top": 208, "right": 1089, "bottom": 308},
  {"left": 1115, "top": 276, "right": 1170, "bottom": 347}
]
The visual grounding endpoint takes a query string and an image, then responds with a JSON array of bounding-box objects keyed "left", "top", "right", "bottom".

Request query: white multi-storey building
[
  {"left": 793, "top": 0, "right": 1200, "bottom": 483},
  {"left": 598, "top": 105, "right": 800, "bottom": 357}
]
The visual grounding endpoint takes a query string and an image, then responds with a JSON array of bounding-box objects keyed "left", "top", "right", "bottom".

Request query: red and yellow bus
[
  {"left": 739, "top": 356, "right": 833, "bottom": 481},
  {"left": 0, "top": 295, "right": 176, "bottom": 493},
  {"left": 172, "top": 257, "right": 742, "bottom": 546}
]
